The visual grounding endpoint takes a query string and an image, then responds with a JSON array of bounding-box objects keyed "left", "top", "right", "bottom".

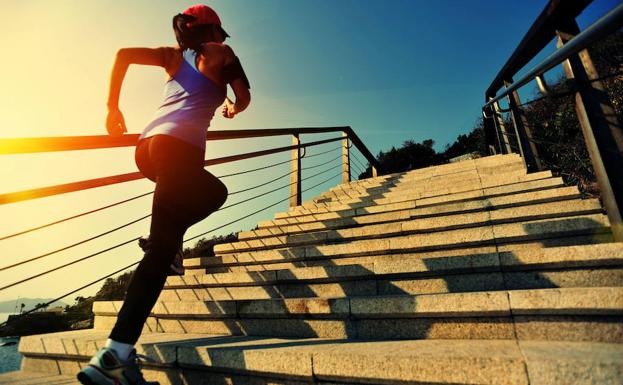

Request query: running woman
[{"left": 78, "top": 4, "right": 250, "bottom": 385}]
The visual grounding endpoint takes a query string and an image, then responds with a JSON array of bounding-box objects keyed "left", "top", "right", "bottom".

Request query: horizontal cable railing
[
  {"left": 481, "top": 0, "right": 623, "bottom": 241},
  {"left": 0, "top": 145, "right": 343, "bottom": 241},
  {"left": 0, "top": 126, "right": 380, "bottom": 327}
]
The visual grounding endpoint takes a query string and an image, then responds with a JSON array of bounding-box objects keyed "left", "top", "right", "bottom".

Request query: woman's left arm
[{"left": 106, "top": 47, "right": 177, "bottom": 136}]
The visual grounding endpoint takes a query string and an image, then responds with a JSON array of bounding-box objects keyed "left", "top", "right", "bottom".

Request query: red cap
[
  {"left": 183, "top": 4, "right": 222, "bottom": 27},
  {"left": 182, "top": 4, "right": 229, "bottom": 37}
]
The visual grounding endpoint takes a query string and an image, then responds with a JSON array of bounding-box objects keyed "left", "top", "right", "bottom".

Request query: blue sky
[
  {"left": 215, "top": 0, "right": 618, "bottom": 150},
  {"left": 0, "top": 0, "right": 619, "bottom": 302}
]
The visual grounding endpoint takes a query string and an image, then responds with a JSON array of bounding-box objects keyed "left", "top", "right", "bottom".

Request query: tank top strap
[{"left": 182, "top": 49, "right": 200, "bottom": 72}]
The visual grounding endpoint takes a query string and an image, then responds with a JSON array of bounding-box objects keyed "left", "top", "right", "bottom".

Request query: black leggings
[{"left": 109, "top": 134, "right": 228, "bottom": 344}]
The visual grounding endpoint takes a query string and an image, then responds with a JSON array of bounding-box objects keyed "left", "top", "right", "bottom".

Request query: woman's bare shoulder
[
  {"left": 160, "top": 46, "right": 183, "bottom": 76},
  {"left": 200, "top": 43, "right": 236, "bottom": 63}
]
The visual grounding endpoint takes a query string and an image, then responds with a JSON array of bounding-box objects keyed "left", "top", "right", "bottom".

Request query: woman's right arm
[
  {"left": 223, "top": 78, "right": 251, "bottom": 119},
  {"left": 106, "top": 47, "right": 179, "bottom": 136},
  {"left": 218, "top": 45, "right": 251, "bottom": 119}
]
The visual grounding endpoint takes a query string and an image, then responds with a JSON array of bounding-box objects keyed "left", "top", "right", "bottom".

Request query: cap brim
[{"left": 219, "top": 25, "right": 231, "bottom": 38}]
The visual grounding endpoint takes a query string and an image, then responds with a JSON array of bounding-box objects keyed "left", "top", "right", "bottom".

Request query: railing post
[
  {"left": 483, "top": 100, "right": 501, "bottom": 155},
  {"left": 342, "top": 131, "right": 351, "bottom": 184},
  {"left": 290, "top": 134, "right": 302, "bottom": 207},
  {"left": 492, "top": 100, "right": 514, "bottom": 154},
  {"left": 371, "top": 166, "right": 378, "bottom": 178},
  {"left": 556, "top": 21, "right": 623, "bottom": 241},
  {"left": 504, "top": 79, "right": 543, "bottom": 172}
]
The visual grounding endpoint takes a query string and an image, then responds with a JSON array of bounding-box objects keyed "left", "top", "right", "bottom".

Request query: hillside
[{"left": 0, "top": 298, "right": 68, "bottom": 313}]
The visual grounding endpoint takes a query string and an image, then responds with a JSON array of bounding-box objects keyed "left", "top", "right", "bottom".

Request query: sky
[{"left": 0, "top": 0, "right": 618, "bottom": 305}]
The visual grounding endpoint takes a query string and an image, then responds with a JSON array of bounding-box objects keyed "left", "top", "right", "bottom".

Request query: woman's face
[{"left": 212, "top": 26, "right": 226, "bottom": 43}]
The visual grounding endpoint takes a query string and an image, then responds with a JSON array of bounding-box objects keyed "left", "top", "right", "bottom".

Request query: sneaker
[
  {"left": 169, "top": 250, "right": 185, "bottom": 275},
  {"left": 77, "top": 347, "right": 159, "bottom": 385},
  {"left": 138, "top": 235, "right": 185, "bottom": 276}
]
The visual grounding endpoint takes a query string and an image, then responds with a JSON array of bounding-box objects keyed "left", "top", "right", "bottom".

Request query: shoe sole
[{"left": 77, "top": 365, "right": 121, "bottom": 385}]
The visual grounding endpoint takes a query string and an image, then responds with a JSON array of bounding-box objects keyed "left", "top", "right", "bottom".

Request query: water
[
  {"left": 0, "top": 337, "right": 21, "bottom": 373},
  {"left": 0, "top": 313, "right": 22, "bottom": 373}
]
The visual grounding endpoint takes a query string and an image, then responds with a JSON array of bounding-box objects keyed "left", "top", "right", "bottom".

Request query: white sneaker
[{"left": 77, "top": 347, "right": 158, "bottom": 385}]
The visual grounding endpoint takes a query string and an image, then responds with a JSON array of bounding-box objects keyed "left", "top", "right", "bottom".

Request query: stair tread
[
  {"left": 16, "top": 329, "right": 623, "bottom": 385},
  {"left": 241, "top": 185, "right": 579, "bottom": 241},
  {"left": 186, "top": 214, "right": 611, "bottom": 269},
  {"left": 168, "top": 242, "right": 623, "bottom": 288},
  {"left": 93, "top": 287, "right": 623, "bottom": 318},
  {"left": 0, "top": 372, "right": 79, "bottom": 385},
  {"left": 275, "top": 174, "right": 560, "bottom": 221},
  {"left": 218, "top": 198, "right": 599, "bottom": 254}
]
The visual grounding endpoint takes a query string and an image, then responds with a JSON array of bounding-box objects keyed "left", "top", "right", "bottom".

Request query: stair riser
[
  {"left": 332, "top": 157, "right": 526, "bottom": 190},
  {"left": 294, "top": 173, "right": 540, "bottom": 212},
  {"left": 94, "top": 286, "right": 623, "bottom": 343},
  {"left": 245, "top": 186, "right": 579, "bottom": 241},
  {"left": 93, "top": 314, "right": 622, "bottom": 342},
  {"left": 217, "top": 199, "right": 600, "bottom": 254},
  {"left": 160, "top": 268, "right": 623, "bottom": 301},
  {"left": 329, "top": 156, "right": 526, "bottom": 192},
  {"left": 318, "top": 170, "right": 527, "bottom": 202},
  {"left": 318, "top": 166, "right": 535, "bottom": 201},
  {"left": 188, "top": 215, "right": 611, "bottom": 270},
  {"left": 172, "top": 243, "right": 623, "bottom": 289},
  {"left": 188, "top": 235, "right": 614, "bottom": 276},
  {"left": 19, "top": 357, "right": 306, "bottom": 385},
  {"left": 16, "top": 336, "right": 623, "bottom": 385},
  {"left": 274, "top": 177, "right": 564, "bottom": 221}
]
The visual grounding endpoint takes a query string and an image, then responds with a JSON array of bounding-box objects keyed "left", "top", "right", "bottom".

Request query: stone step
[
  {"left": 326, "top": 156, "right": 523, "bottom": 195},
  {"left": 161, "top": 243, "right": 623, "bottom": 301},
  {"left": 195, "top": 236, "right": 616, "bottom": 276},
  {"left": 351, "top": 153, "right": 524, "bottom": 184},
  {"left": 318, "top": 162, "right": 530, "bottom": 196},
  {"left": 289, "top": 171, "right": 548, "bottom": 215},
  {"left": 322, "top": 154, "right": 523, "bottom": 195},
  {"left": 216, "top": 198, "right": 600, "bottom": 255},
  {"left": 272, "top": 176, "right": 564, "bottom": 222},
  {"left": 0, "top": 372, "right": 80, "bottom": 385},
  {"left": 92, "top": 287, "right": 623, "bottom": 341},
  {"left": 16, "top": 328, "right": 623, "bottom": 385},
  {"left": 242, "top": 186, "right": 581, "bottom": 242},
  {"left": 312, "top": 165, "right": 531, "bottom": 204},
  {"left": 186, "top": 214, "right": 612, "bottom": 272},
  {"left": 17, "top": 330, "right": 216, "bottom": 385}
]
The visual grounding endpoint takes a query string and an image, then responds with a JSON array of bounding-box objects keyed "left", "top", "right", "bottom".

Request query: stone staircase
[{"left": 4, "top": 154, "right": 623, "bottom": 384}]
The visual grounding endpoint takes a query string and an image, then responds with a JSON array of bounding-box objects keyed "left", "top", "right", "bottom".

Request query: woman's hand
[
  {"left": 106, "top": 108, "right": 127, "bottom": 137},
  {"left": 222, "top": 97, "right": 236, "bottom": 119}
]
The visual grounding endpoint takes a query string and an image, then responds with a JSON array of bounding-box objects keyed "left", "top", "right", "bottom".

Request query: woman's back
[{"left": 138, "top": 48, "right": 227, "bottom": 151}]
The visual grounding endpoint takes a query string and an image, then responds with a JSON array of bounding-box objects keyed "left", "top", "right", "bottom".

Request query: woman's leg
[{"left": 108, "top": 135, "right": 227, "bottom": 344}]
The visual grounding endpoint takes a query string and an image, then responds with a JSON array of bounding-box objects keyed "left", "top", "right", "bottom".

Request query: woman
[{"left": 77, "top": 4, "right": 250, "bottom": 385}]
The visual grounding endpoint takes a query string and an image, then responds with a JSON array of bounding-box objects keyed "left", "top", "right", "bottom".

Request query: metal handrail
[
  {"left": 0, "top": 136, "right": 341, "bottom": 204},
  {"left": 482, "top": 0, "right": 623, "bottom": 242},
  {"left": 0, "top": 126, "right": 369, "bottom": 154},
  {"left": 484, "top": 2, "right": 623, "bottom": 109},
  {"left": 0, "top": 127, "right": 382, "bottom": 205},
  {"left": 485, "top": 0, "right": 593, "bottom": 98}
]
